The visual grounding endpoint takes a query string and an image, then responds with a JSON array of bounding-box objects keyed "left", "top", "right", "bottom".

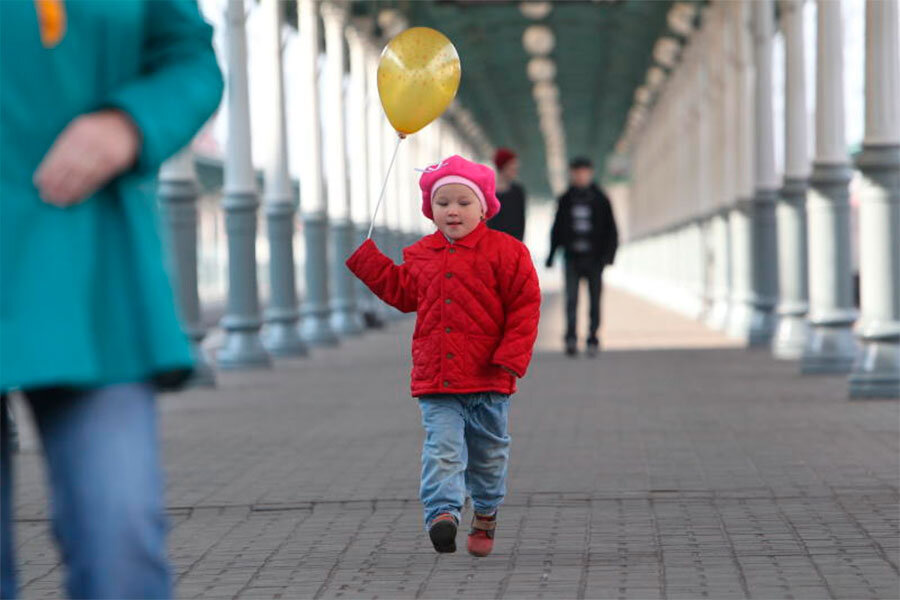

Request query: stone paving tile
[{"left": 8, "top": 290, "right": 900, "bottom": 599}]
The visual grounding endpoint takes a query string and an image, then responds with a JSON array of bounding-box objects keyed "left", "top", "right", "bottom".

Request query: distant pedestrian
[
  {"left": 546, "top": 157, "right": 619, "bottom": 357},
  {"left": 347, "top": 155, "right": 541, "bottom": 557},
  {"left": 487, "top": 148, "right": 527, "bottom": 241}
]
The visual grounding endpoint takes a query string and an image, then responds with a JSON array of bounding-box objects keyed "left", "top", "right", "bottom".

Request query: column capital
[
  {"left": 320, "top": 0, "right": 349, "bottom": 29},
  {"left": 347, "top": 16, "right": 374, "bottom": 39}
]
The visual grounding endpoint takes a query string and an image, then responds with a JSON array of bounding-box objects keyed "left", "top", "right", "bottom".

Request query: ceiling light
[
  {"left": 667, "top": 3, "right": 697, "bottom": 36},
  {"left": 532, "top": 81, "right": 559, "bottom": 102},
  {"left": 646, "top": 66, "right": 666, "bottom": 89},
  {"left": 519, "top": 1, "right": 552, "bottom": 20},
  {"left": 527, "top": 57, "right": 556, "bottom": 82},
  {"left": 653, "top": 37, "right": 681, "bottom": 68},
  {"left": 522, "top": 25, "right": 555, "bottom": 55}
]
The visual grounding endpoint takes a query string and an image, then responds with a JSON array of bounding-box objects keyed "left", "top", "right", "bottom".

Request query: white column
[
  {"left": 297, "top": 0, "right": 338, "bottom": 345},
  {"left": 260, "top": 0, "right": 308, "bottom": 357},
  {"left": 801, "top": 0, "right": 858, "bottom": 373},
  {"left": 346, "top": 23, "right": 378, "bottom": 326},
  {"left": 217, "top": 0, "right": 271, "bottom": 369},
  {"left": 772, "top": 0, "right": 811, "bottom": 359},
  {"left": 727, "top": 0, "right": 761, "bottom": 344},
  {"left": 322, "top": 0, "right": 363, "bottom": 335},
  {"left": 749, "top": 0, "right": 779, "bottom": 343},
  {"left": 709, "top": 3, "right": 733, "bottom": 331},
  {"left": 159, "top": 148, "right": 216, "bottom": 385},
  {"left": 849, "top": 0, "right": 900, "bottom": 397}
]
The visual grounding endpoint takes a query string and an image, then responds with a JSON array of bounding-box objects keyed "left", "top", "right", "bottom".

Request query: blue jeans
[
  {"left": 1, "top": 383, "right": 171, "bottom": 599},
  {"left": 418, "top": 393, "right": 511, "bottom": 528}
]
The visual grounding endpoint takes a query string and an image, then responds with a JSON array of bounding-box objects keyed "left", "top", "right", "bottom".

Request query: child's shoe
[
  {"left": 466, "top": 513, "right": 497, "bottom": 557},
  {"left": 428, "top": 513, "right": 458, "bottom": 553}
]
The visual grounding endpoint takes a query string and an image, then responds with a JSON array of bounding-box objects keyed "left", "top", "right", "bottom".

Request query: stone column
[
  {"left": 159, "top": 149, "right": 215, "bottom": 385},
  {"left": 772, "top": 0, "right": 811, "bottom": 359},
  {"left": 297, "top": 0, "right": 338, "bottom": 346},
  {"left": 260, "top": 0, "right": 307, "bottom": 357},
  {"left": 322, "top": 1, "right": 363, "bottom": 335},
  {"left": 728, "top": 0, "right": 766, "bottom": 344},
  {"left": 382, "top": 108, "right": 404, "bottom": 320},
  {"left": 709, "top": 12, "right": 734, "bottom": 330},
  {"left": 750, "top": 0, "right": 779, "bottom": 344},
  {"left": 364, "top": 42, "right": 389, "bottom": 325},
  {"left": 346, "top": 23, "right": 377, "bottom": 327},
  {"left": 801, "top": 0, "right": 858, "bottom": 373},
  {"left": 217, "top": 0, "right": 271, "bottom": 369},
  {"left": 849, "top": 0, "right": 900, "bottom": 397}
]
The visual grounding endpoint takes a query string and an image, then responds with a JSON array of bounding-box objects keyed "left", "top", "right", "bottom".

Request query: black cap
[{"left": 569, "top": 156, "right": 593, "bottom": 169}]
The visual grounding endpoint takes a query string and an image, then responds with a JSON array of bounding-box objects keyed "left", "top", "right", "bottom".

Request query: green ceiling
[{"left": 350, "top": 0, "right": 694, "bottom": 198}]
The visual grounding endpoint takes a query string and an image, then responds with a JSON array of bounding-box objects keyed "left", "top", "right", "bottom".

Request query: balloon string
[{"left": 367, "top": 135, "right": 404, "bottom": 240}]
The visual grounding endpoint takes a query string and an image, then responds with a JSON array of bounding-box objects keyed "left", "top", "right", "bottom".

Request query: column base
[
  {"left": 300, "top": 313, "right": 339, "bottom": 346},
  {"left": 301, "top": 213, "right": 338, "bottom": 346},
  {"left": 385, "top": 229, "right": 405, "bottom": 321},
  {"left": 216, "top": 331, "right": 272, "bottom": 370},
  {"left": 800, "top": 323, "right": 858, "bottom": 374},
  {"left": 849, "top": 339, "right": 900, "bottom": 399},
  {"left": 186, "top": 341, "right": 216, "bottom": 387},
  {"left": 727, "top": 301, "right": 775, "bottom": 347},
  {"left": 262, "top": 322, "right": 309, "bottom": 358},
  {"left": 771, "top": 312, "right": 809, "bottom": 360},
  {"left": 331, "top": 309, "right": 365, "bottom": 336},
  {"left": 706, "top": 299, "right": 731, "bottom": 332},
  {"left": 330, "top": 221, "right": 364, "bottom": 336}
]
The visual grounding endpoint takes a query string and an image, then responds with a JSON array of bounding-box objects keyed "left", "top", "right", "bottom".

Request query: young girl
[{"left": 346, "top": 155, "right": 541, "bottom": 556}]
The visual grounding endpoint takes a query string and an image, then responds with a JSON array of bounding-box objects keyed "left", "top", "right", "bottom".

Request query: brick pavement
[{"left": 9, "top": 288, "right": 899, "bottom": 599}]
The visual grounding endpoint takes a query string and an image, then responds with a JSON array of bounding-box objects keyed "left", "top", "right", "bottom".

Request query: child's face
[{"left": 431, "top": 183, "right": 484, "bottom": 240}]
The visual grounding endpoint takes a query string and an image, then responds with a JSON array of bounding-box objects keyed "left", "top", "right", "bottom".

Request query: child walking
[{"left": 347, "top": 155, "right": 541, "bottom": 556}]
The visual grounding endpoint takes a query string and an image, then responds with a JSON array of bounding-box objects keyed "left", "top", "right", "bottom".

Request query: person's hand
[
  {"left": 34, "top": 110, "right": 141, "bottom": 208},
  {"left": 545, "top": 255, "right": 554, "bottom": 269}
]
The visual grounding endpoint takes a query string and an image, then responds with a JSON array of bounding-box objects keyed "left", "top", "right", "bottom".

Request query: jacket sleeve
[
  {"left": 103, "top": 0, "right": 224, "bottom": 173},
  {"left": 346, "top": 239, "right": 418, "bottom": 313},
  {"left": 548, "top": 196, "right": 564, "bottom": 259},
  {"left": 599, "top": 192, "right": 619, "bottom": 265},
  {"left": 492, "top": 243, "right": 541, "bottom": 377}
]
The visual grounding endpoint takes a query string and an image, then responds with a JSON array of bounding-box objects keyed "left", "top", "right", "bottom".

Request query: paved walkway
[{"left": 9, "top": 288, "right": 899, "bottom": 599}]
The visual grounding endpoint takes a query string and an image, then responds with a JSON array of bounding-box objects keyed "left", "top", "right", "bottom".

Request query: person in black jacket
[
  {"left": 488, "top": 148, "right": 527, "bottom": 241},
  {"left": 546, "top": 157, "right": 619, "bottom": 357}
]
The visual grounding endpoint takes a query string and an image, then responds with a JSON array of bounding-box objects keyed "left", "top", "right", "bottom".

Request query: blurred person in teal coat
[{"left": 0, "top": 1, "right": 223, "bottom": 597}]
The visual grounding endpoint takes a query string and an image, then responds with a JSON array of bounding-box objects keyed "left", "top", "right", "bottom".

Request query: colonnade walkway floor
[{"left": 11, "top": 287, "right": 900, "bottom": 599}]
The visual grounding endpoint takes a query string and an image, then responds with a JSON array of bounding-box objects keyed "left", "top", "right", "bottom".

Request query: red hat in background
[{"left": 493, "top": 148, "right": 517, "bottom": 171}]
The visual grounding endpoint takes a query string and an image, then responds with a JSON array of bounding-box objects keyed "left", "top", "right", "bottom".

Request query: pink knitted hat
[{"left": 418, "top": 155, "right": 500, "bottom": 221}]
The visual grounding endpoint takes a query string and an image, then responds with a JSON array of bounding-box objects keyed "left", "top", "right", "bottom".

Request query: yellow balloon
[{"left": 378, "top": 27, "right": 461, "bottom": 136}]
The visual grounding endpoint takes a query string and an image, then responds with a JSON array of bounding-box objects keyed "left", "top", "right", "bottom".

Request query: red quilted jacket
[{"left": 346, "top": 222, "right": 541, "bottom": 398}]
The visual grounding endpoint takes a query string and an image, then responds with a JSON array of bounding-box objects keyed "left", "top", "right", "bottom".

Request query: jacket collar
[{"left": 423, "top": 221, "right": 489, "bottom": 250}]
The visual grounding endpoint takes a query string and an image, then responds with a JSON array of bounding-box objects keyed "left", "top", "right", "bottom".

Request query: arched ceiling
[{"left": 346, "top": 0, "right": 700, "bottom": 197}]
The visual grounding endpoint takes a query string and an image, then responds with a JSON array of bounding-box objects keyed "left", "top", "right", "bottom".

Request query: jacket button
[
  {"left": 445, "top": 327, "right": 452, "bottom": 333},
  {"left": 443, "top": 380, "right": 450, "bottom": 387},
  {"left": 448, "top": 248, "right": 456, "bottom": 254},
  {"left": 446, "top": 353, "right": 454, "bottom": 359},
  {"left": 445, "top": 272, "right": 452, "bottom": 279},
  {"left": 445, "top": 298, "right": 452, "bottom": 304}
]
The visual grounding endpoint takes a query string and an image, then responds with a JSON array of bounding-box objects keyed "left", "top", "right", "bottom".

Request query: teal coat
[{"left": 0, "top": 0, "right": 224, "bottom": 391}]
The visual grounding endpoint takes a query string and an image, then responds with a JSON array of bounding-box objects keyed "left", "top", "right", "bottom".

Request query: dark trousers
[{"left": 564, "top": 254, "right": 604, "bottom": 344}]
